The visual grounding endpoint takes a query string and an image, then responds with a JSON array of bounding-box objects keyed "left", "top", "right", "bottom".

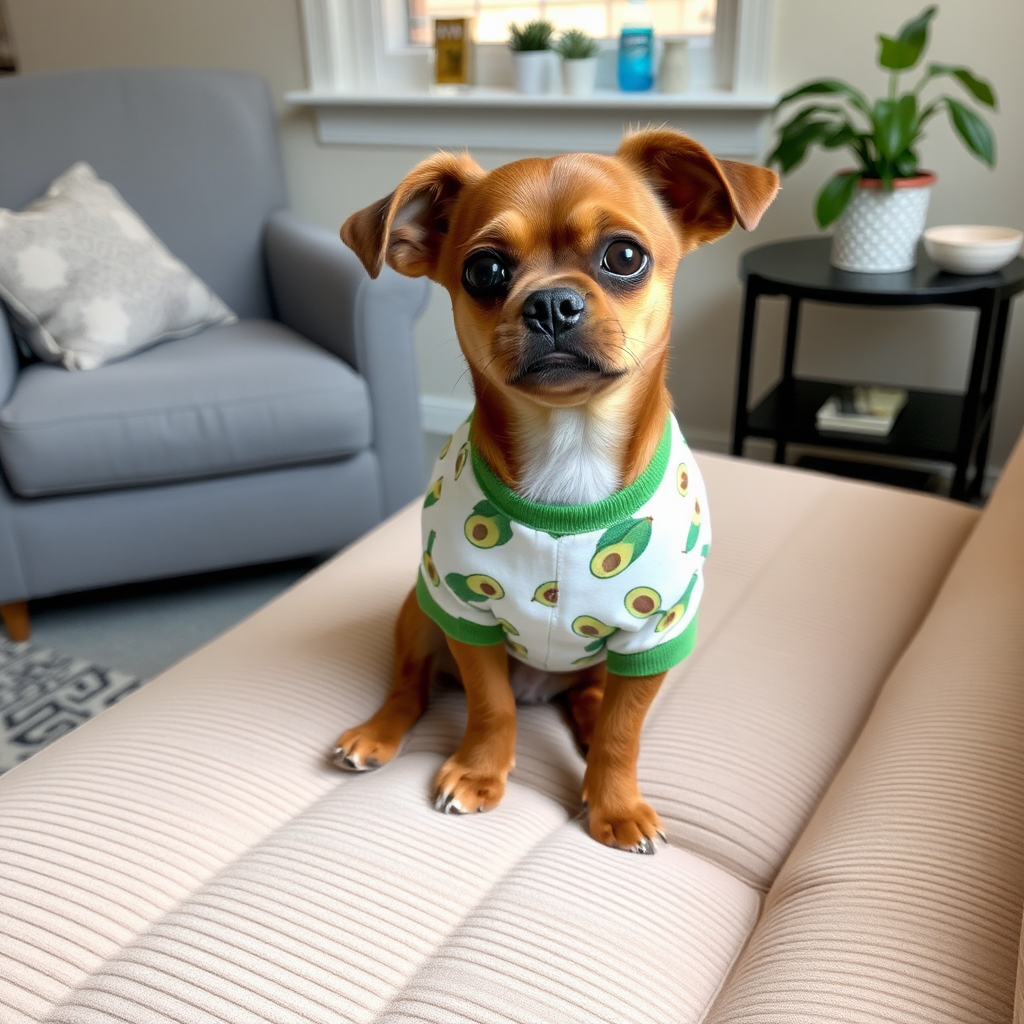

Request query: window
[
  {"left": 405, "top": 1, "right": 716, "bottom": 47},
  {"left": 295, "top": 0, "right": 775, "bottom": 144},
  {"left": 299, "top": 0, "right": 770, "bottom": 92}
]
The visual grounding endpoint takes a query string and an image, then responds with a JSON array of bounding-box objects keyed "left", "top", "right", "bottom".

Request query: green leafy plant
[
  {"left": 508, "top": 19, "right": 556, "bottom": 52},
  {"left": 555, "top": 29, "right": 599, "bottom": 60},
  {"left": 768, "top": 6, "right": 998, "bottom": 228}
]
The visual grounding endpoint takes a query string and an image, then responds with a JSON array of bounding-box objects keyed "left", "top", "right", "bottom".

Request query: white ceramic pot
[
  {"left": 561, "top": 56, "right": 599, "bottom": 96},
  {"left": 511, "top": 50, "right": 551, "bottom": 95},
  {"left": 658, "top": 38, "right": 690, "bottom": 92},
  {"left": 830, "top": 172, "right": 936, "bottom": 273}
]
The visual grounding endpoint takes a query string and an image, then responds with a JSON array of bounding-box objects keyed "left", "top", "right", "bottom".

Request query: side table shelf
[
  {"left": 746, "top": 380, "right": 965, "bottom": 462},
  {"left": 732, "top": 237, "right": 1024, "bottom": 502}
]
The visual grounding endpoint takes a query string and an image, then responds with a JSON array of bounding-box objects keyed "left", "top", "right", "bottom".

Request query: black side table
[{"left": 732, "top": 236, "right": 1024, "bottom": 501}]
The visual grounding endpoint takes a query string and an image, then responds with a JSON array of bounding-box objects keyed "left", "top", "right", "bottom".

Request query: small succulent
[
  {"left": 556, "top": 29, "right": 600, "bottom": 60},
  {"left": 508, "top": 19, "right": 556, "bottom": 52}
]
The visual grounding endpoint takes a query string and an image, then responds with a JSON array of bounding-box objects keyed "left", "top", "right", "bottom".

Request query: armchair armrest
[
  {"left": 0, "top": 312, "right": 19, "bottom": 408},
  {"left": 264, "top": 209, "right": 430, "bottom": 516}
]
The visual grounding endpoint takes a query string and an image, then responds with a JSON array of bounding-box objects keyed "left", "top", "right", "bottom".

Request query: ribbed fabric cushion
[
  {"left": 0, "top": 451, "right": 990, "bottom": 1023},
  {"left": 639, "top": 457, "right": 978, "bottom": 889},
  {"left": 0, "top": 501, "right": 753, "bottom": 1024},
  {"left": 0, "top": 319, "right": 371, "bottom": 497},
  {"left": 705, "top": 441, "right": 1024, "bottom": 1024},
  {"left": 375, "top": 829, "right": 759, "bottom": 1024}
]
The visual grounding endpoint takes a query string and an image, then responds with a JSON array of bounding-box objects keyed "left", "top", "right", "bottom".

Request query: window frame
[
  {"left": 301, "top": 0, "right": 773, "bottom": 94},
  {"left": 292, "top": 0, "right": 776, "bottom": 158}
]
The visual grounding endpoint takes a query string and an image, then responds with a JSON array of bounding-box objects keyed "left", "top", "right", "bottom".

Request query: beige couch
[{"left": 2, "top": 430, "right": 1023, "bottom": 1023}]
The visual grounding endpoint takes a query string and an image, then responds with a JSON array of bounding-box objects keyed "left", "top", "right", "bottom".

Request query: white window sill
[{"left": 285, "top": 86, "right": 777, "bottom": 158}]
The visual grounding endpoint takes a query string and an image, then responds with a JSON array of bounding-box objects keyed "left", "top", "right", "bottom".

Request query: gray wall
[{"left": 7, "top": 0, "right": 1024, "bottom": 464}]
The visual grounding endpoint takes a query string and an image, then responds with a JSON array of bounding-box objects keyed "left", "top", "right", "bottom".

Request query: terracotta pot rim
[{"left": 849, "top": 171, "right": 937, "bottom": 190}]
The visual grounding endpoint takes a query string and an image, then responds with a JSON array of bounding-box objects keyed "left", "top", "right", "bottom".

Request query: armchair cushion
[
  {"left": 0, "top": 319, "right": 372, "bottom": 498},
  {"left": 0, "top": 162, "right": 236, "bottom": 370}
]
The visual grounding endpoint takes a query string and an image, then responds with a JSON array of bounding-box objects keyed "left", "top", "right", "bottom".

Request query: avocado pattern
[
  {"left": 655, "top": 572, "right": 700, "bottom": 633},
  {"left": 420, "top": 415, "right": 708, "bottom": 676},
  {"left": 445, "top": 572, "right": 505, "bottom": 603},
  {"left": 422, "top": 530, "right": 440, "bottom": 587},
  {"left": 464, "top": 500, "right": 513, "bottom": 548},
  {"left": 685, "top": 500, "right": 702, "bottom": 553},
  {"left": 571, "top": 614, "right": 616, "bottom": 656},
  {"left": 590, "top": 516, "right": 653, "bottom": 578},
  {"left": 676, "top": 462, "right": 689, "bottom": 497},
  {"left": 423, "top": 477, "right": 443, "bottom": 508},
  {"left": 624, "top": 586, "right": 661, "bottom": 618},
  {"left": 572, "top": 615, "right": 617, "bottom": 642}
]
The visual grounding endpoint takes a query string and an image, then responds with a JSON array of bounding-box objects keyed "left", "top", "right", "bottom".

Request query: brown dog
[{"left": 333, "top": 129, "right": 778, "bottom": 853}]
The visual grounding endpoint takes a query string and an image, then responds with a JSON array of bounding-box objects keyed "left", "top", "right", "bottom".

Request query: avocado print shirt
[{"left": 417, "top": 413, "right": 710, "bottom": 682}]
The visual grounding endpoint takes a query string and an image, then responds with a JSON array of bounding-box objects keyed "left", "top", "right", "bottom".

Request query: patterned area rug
[{"left": 0, "top": 640, "right": 144, "bottom": 774}]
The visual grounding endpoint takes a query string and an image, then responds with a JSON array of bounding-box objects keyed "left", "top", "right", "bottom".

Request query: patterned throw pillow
[{"left": 0, "top": 162, "right": 236, "bottom": 370}]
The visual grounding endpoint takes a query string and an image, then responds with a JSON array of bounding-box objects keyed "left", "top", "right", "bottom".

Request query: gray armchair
[{"left": 0, "top": 67, "right": 429, "bottom": 641}]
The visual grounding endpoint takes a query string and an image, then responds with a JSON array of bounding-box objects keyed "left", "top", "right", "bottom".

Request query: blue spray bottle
[{"left": 618, "top": 0, "right": 654, "bottom": 91}]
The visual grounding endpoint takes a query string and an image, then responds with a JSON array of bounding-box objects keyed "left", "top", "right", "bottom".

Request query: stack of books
[{"left": 816, "top": 386, "right": 908, "bottom": 436}]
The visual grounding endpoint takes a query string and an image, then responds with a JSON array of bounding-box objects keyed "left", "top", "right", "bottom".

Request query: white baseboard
[{"left": 420, "top": 395, "right": 474, "bottom": 436}]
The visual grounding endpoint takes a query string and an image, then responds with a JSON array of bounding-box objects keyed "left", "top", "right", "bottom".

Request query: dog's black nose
[{"left": 522, "top": 288, "right": 586, "bottom": 339}]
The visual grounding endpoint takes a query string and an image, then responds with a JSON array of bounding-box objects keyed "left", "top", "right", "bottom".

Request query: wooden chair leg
[{"left": 1, "top": 601, "right": 30, "bottom": 643}]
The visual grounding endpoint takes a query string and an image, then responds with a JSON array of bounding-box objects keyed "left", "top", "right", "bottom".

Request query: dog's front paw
[
  {"left": 586, "top": 800, "right": 667, "bottom": 855},
  {"left": 331, "top": 723, "right": 402, "bottom": 772},
  {"left": 433, "top": 756, "right": 509, "bottom": 814}
]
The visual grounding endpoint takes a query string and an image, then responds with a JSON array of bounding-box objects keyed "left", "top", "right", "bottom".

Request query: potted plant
[
  {"left": 556, "top": 29, "right": 600, "bottom": 96},
  {"left": 508, "top": 19, "right": 556, "bottom": 95},
  {"left": 768, "top": 5, "right": 997, "bottom": 273}
]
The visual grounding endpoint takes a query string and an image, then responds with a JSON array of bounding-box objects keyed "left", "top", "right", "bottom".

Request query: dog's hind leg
[
  {"left": 332, "top": 586, "right": 442, "bottom": 771},
  {"left": 557, "top": 666, "right": 607, "bottom": 756},
  {"left": 433, "top": 638, "right": 516, "bottom": 814}
]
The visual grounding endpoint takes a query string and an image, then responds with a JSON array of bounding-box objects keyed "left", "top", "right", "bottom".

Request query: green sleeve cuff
[
  {"left": 605, "top": 615, "right": 699, "bottom": 677},
  {"left": 416, "top": 572, "right": 506, "bottom": 647}
]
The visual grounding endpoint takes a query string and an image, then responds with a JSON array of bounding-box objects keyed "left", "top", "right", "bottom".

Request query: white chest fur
[{"left": 516, "top": 407, "right": 624, "bottom": 505}]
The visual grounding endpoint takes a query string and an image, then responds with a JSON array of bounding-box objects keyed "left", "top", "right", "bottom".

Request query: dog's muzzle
[
  {"left": 521, "top": 288, "right": 586, "bottom": 340},
  {"left": 512, "top": 287, "right": 621, "bottom": 387}
]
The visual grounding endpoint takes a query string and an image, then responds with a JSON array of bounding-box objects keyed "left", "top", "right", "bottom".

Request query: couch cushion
[
  {"left": 636, "top": 455, "right": 979, "bottom": 889},
  {"left": 705, "top": 436, "right": 1024, "bottom": 1024},
  {"left": 0, "top": 319, "right": 371, "bottom": 497},
  {"left": 0, "top": 68, "right": 286, "bottom": 320},
  {"left": 0, "top": 162, "right": 236, "bottom": 370},
  {"left": 0, "top": 454, "right": 986, "bottom": 1023}
]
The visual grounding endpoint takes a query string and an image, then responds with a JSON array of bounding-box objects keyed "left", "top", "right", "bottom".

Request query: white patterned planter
[{"left": 830, "top": 172, "right": 936, "bottom": 273}]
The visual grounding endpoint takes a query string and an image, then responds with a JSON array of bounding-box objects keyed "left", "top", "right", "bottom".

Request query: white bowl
[{"left": 923, "top": 225, "right": 1023, "bottom": 275}]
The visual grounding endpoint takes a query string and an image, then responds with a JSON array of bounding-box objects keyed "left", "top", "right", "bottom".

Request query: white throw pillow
[{"left": 0, "top": 162, "right": 236, "bottom": 370}]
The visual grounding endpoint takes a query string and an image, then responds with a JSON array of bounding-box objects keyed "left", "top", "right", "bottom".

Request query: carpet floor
[{"left": 0, "top": 639, "right": 143, "bottom": 774}]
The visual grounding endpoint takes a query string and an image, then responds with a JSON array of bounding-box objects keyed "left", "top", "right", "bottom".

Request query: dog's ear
[
  {"left": 616, "top": 128, "right": 779, "bottom": 250},
  {"left": 340, "top": 151, "right": 485, "bottom": 280}
]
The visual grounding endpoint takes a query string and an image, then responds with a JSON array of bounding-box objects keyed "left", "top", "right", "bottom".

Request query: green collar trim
[{"left": 470, "top": 416, "right": 673, "bottom": 535}]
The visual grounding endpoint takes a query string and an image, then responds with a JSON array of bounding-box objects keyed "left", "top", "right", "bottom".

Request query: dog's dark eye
[
  {"left": 463, "top": 251, "right": 512, "bottom": 298},
  {"left": 601, "top": 240, "right": 648, "bottom": 278}
]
